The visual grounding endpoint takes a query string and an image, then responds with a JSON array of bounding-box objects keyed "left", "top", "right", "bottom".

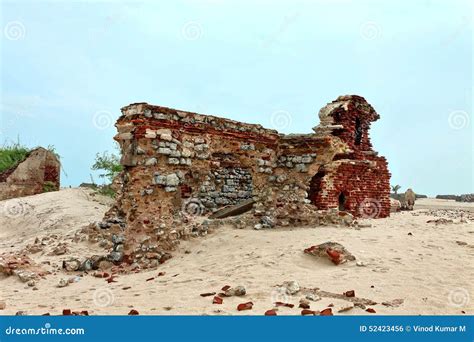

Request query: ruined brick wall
[
  {"left": 0, "top": 147, "right": 61, "bottom": 201},
  {"left": 310, "top": 95, "right": 391, "bottom": 218},
  {"left": 98, "top": 95, "right": 390, "bottom": 265}
]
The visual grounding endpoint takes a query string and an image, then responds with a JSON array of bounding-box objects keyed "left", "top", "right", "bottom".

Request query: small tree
[
  {"left": 92, "top": 151, "right": 122, "bottom": 183},
  {"left": 391, "top": 184, "right": 401, "bottom": 194},
  {"left": 91, "top": 151, "right": 123, "bottom": 197}
]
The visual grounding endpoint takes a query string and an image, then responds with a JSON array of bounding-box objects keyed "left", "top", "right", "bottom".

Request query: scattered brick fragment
[
  {"left": 274, "top": 302, "right": 294, "bottom": 308},
  {"left": 265, "top": 310, "right": 277, "bottom": 316},
  {"left": 301, "top": 309, "right": 317, "bottom": 316},
  {"left": 200, "top": 292, "right": 216, "bottom": 297},
  {"left": 213, "top": 296, "right": 223, "bottom": 304},
  {"left": 237, "top": 302, "right": 253, "bottom": 311},
  {"left": 366, "top": 308, "right": 376, "bottom": 313},
  {"left": 320, "top": 308, "right": 333, "bottom": 316},
  {"left": 344, "top": 290, "right": 355, "bottom": 297},
  {"left": 128, "top": 309, "right": 139, "bottom": 315},
  {"left": 106, "top": 276, "right": 117, "bottom": 283}
]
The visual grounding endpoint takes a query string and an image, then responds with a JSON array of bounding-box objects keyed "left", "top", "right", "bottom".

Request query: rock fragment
[
  {"left": 57, "top": 278, "right": 68, "bottom": 288},
  {"left": 304, "top": 242, "right": 355, "bottom": 265},
  {"left": 282, "top": 280, "right": 300, "bottom": 295}
]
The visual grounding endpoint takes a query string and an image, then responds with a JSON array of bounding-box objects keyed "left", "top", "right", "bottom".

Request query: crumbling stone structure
[
  {"left": 0, "top": 147, "right": 60, "bottom": 201},
  {"left": 97, "top": 95, "right": 390, "bottom": 266}
]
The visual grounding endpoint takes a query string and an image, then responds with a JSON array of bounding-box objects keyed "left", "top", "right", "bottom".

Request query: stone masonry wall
[{"left": 95, "top": 95, "right": 390, "bottom": 267}]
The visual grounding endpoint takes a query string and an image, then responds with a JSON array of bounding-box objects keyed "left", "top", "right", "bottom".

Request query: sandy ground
[{"left": 0, "top": 190, "right": 473, "bottom": 315}]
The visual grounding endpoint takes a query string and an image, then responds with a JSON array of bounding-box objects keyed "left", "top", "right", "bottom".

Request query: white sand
[{"left": 0, "top": 190, "right": 473, "bottom": 315}]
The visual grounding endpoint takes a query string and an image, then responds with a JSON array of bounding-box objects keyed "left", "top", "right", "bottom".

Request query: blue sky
[{"left": 1, "top": 0, "right": 472, "bottom": 196}]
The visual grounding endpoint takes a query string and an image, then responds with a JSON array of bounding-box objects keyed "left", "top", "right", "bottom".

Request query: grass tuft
[{"left": 0, "top": 143, "right": 31, "bottom": 173}]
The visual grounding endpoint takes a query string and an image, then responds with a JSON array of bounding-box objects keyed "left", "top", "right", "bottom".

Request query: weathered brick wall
[
  {"left": 96, "top": 95, "right": 390, "bottom": 266},
  {"left": 310, "top": 95, "right": 391, "bottom": 218},
  {"left": 0, "top": 147, "right": 60, "bottom": 201}
]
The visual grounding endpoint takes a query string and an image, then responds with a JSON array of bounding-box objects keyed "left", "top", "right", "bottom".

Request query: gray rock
[
  {"left": 145, "top": 158, "right": 157, "bottom": 166},
  {"left": 98, "top": 222, "right": 110, "bottom": 229},
  {"left": 63, "top": 258, "right": 81, "bottom": 272},
  {"left": 170, "top": 150, "right": 181, "bottom": 157},
  {"left": 295, "top": 164, "right": 307, "bottom": 172},
  {"left": 112, "top": 234, "right": 125, "bottom": 245},
  {"left": 225, "top": 285, "right": 246, "bottom": 296},
  {"left": 166, "top": 174, "right": 180, "bottom": 186},
  {"left": 154, "top": 175, "right": 167, "bottom": 185},
  {"left": 108, "top": 251, "right": 123, "bottom": 263},
  {"left": 16, "top": 271, "right": 36, "bottom": 283},
  {"left": 261, "top": 216, "right": 275, "bottom": 228},
  {"left": 80, "top": 259, "right": 93, "bottom": 271},
  {"left": 58, "top": 278, "right": 69, "bottom": 288},
  {"left": 282, "top": 280, "right": 300, "bottom": 295},
  {"left": 158, "top": 148, "right": 171, "bottom": 155},
  {"left": 305, "top": 293, "right": 321, "bottom": 301}
]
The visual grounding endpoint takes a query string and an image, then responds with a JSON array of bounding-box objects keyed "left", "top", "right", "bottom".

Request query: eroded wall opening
[
  {"left": 338, "top": 192, "right": 346, "bottom": 211},
  {"left": 355, "top": 117, "right": 362, "bottom": 145},
  {"left": 308, "top": 170, "right": 326, "bottom": 207}
]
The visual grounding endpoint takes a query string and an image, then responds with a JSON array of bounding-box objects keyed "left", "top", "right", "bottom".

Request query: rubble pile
[
  {"left": 436, "top": 194, "right": 474, "bottom": 202},
  {"left": 412, "top": 209, "right": 474, "bottom": 223}
]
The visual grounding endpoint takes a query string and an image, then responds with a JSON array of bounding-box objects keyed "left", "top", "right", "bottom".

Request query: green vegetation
[
  {"left": 0, "top": 142, "right": 31, "bottom": 173},
  {"left": 391, "top": 184, "right": 401, "bottom": 194},
  {"left": 90, "top": 150, "right": 123, "bottom": 198},
  {"left": 43, "top": 180, "right": 58, "bottom": 192},
  {"left": 92, "top": 151, "right": 123, "bottom": 183}
]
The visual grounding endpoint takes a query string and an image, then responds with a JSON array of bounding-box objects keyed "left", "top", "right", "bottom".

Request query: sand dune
[{"left": 0, "top": 190, "right": 473, "bottom": 315}]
